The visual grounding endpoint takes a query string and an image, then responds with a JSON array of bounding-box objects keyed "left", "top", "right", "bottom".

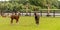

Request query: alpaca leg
[
  {"left": 35, "top": 19, "right": 39, "bottom": 25},
  {"left": 36, "top": 20, "right": 39, "bottom": 25},
  {"left": 16, "top": 19, "right": 19, "bottom": 23},
  {"left": 11, "top": 19, "right": 13, "bottom": 24}
]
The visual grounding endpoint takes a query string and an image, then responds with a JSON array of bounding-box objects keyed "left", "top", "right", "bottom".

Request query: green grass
[{"left": 0, "top": 16, "right": 60, "bottom": 30}]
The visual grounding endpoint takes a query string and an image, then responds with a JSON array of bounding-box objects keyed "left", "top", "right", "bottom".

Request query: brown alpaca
[{"left": 10, "top": 12, "right": 20, "bottom": 24}]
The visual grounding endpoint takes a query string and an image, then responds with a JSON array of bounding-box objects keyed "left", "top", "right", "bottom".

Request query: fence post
[
  {"left": 30, "top": 11, "right": 31, "bottom": 16},
  {"left": 22, "top": 12, "right": 23, "bottom": 16},
  {"left": 40, "top": 10, "right": 42, "bottom": 17},
  {"left": 53, "top": 10, "right": 55, "bottom": 17}
]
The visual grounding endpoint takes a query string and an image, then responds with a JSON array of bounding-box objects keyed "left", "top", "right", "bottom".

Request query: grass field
[{"left": 0, "top": 16, "right": 60, "bottom": 30}]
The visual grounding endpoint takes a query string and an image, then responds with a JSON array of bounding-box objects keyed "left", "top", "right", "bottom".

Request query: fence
[
  {"left": 39, "top": 9, "right": 60, "bottom": 17},
  {"left": 2, "top": 9, "right": 60, "bottom": 17}
]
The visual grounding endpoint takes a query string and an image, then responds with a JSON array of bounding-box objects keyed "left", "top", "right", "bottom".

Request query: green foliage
[{"left": 0, "top": 0, "right": 59, "bottom": 12}]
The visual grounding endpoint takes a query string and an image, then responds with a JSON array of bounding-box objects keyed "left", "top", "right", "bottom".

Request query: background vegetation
[{"left": 0, "top": 0, "right": 59, "bottom": 13}]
